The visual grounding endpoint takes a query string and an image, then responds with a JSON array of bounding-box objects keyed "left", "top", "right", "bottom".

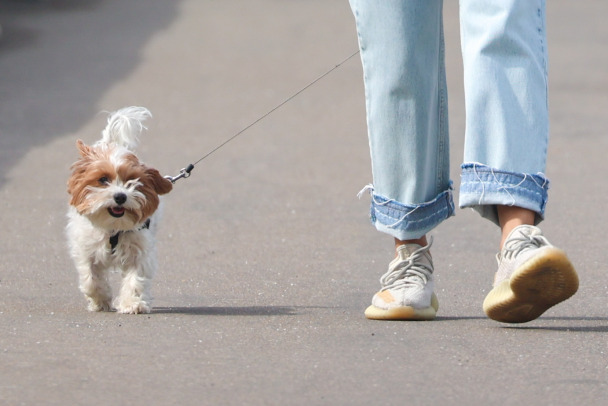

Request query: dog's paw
[
  {"left": 116, "top": 301, "right": 151, "bottom": 314},
  {"left": 87, "top": 299, "right": 113, "bottom": 312}
]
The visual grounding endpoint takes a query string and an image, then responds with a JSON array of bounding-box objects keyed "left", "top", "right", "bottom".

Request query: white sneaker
[
  {"left": 483, "top": 225, "right": 578, "bottom": 323},
  {"left": 365, "top": 239, "right": 438, "bottom": 320}
]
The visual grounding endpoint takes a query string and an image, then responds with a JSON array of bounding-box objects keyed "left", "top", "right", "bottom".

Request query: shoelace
[
  {"left": 501, "top": 232, "right": 550, "bottom": 261},
  {"left": 379, "top": 240, "right": 433, "bottom": 291}
]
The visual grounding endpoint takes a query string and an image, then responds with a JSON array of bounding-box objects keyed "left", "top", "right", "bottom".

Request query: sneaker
[
  {"left": 365, "top": 239, "right": 438, "bottom": 320},
  {"left": 483, "top": 225, "right": 578, "bottom": 323}
]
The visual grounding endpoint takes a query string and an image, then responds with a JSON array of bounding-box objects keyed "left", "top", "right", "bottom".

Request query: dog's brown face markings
[{"left": 67, "top": 140, "right": 173, "bottom": 227}]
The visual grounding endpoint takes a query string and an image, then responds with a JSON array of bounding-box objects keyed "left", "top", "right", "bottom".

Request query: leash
[{"left": 164, "top": 50, "right": 360, "bottom": 184}]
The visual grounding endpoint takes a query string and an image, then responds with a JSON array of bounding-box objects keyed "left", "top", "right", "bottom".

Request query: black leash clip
[{"left": 165, "top": 164, "right": 194, "bottom": 184}]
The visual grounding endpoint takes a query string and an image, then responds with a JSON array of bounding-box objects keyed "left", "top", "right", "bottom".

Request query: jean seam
[
  {"left": 370, "top": 184, "right": 454, "bottom": 230},
  {"left": 436, "top": 7, "right": 448, "bottom": 196},
  {"left": 537, "top": 1, "right": 549, "bottom": 171},
  {"left": 459, "top": 180, "right": 546, "bottom": 201},
  {"left": 374, "top": 205, "right": 450, "bottom": 226},
  {"left": 459, "top": 164, "right": 549, "bottom": 223}
]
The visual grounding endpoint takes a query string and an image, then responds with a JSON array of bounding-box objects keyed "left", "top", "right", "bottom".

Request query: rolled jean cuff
[
  {"left": 366, "top": 183, "right": 455, "bottom": 240},
  {"left": 459, "top": 163, "right": 549, "bottom": 226}
]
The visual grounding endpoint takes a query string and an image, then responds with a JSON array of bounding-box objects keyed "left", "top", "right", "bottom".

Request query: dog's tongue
[{"left": 111, "top": 207, "right": 125, "bottom": 215}]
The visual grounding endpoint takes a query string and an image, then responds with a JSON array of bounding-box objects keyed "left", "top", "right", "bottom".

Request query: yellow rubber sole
[
  {"left": 364, "top": 293, "right": 439, "bottom": 321},
  {"left": 483, "top": 247, "right": 578, "bottom": 323}
]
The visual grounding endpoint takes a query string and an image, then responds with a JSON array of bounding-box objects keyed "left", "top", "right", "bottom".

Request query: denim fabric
[
  {"left": 460, "top": 163, "right": 549, "bottom": 226},
  {"left": 365, "top": 184, "right": 455, "bottom": 241},
  {"left": 349, "top": 0, "right": 550, "bottom": 239},
  {"left": 460, "top": 0, "right": 549, "bottom": 173},
  {"left": 350, "top": 0, "right": 450, "bottom": 207}
]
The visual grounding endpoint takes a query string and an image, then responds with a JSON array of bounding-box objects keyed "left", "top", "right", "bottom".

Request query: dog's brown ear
[
  {"left": 145, "top": 167, "right": 173, "bottom": 195},
  {"left": 76, "top": 140, "right": 92, "bottom": 157}
]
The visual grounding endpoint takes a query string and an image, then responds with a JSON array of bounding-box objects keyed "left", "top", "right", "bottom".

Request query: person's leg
[
  {"left": 459, "top": 0, "right": 550, "bottom": 222},
  {"left": 459, "top": 0, "right": 578, "bottom": 323},
  {"left": 395, "top": 235, "right": 428, "bottom": 253},
  {"left": 351, "top": 0, "right": 453, "bottom": 242},
  {"left": 497, "top": 205, "right": 535, "bottom": 249},
  {"left": 350, "top": 0, "right": 450, "bottom": 320}
]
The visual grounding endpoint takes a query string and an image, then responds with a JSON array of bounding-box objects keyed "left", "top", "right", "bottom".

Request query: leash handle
[{"left": 164, "top": 164, "right": 194, "bottom": 184}]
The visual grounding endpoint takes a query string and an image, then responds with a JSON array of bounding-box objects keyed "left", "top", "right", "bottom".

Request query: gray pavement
[{"left": 1, "top": 1, "right": 607, "bottom": 405}]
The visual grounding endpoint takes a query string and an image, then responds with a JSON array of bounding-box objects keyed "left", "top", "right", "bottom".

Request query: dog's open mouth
[{"left": 108, "top": 206, "right": 126, "bottom": 218}]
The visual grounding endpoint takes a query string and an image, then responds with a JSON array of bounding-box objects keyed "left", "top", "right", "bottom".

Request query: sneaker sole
[
  {"left": 483, "top": 247, "right": 578, "bottom": 323},
  {"left": 364, "top": 293, "right": 439, "bottom": 321}
]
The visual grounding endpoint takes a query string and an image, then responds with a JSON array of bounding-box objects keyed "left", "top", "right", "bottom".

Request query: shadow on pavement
[
  {"left": 153, "top": 306, "right": 307, "bottom": 316},
  {"left": 502, "top": 317, "right": 608, "bottom": 332},
  {"left": 0, "top": 0, "right": 181, "bottom": 187}
]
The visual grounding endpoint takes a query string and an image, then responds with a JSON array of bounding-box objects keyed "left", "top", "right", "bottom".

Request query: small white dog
[{"left": 66, "top": 107, "right": 173, "bottom": 314}]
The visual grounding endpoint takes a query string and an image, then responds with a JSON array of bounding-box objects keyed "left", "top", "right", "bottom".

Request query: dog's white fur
[{"left": 66, "top": 107, "right": 172, "bottom": 314}]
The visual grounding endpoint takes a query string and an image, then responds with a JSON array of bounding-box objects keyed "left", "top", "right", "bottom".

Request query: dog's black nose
[{"left": 113, "top": 193, "right": 127, "bottom": 205}]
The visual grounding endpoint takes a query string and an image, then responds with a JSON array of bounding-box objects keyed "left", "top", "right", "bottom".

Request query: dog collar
[{"left": 109, "top": 218, "right": 151, "bottom": 254}]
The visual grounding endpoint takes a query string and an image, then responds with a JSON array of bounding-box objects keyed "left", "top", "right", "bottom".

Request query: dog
[{"left": 66, "top": 106, "right": 173, "bottom": 314}]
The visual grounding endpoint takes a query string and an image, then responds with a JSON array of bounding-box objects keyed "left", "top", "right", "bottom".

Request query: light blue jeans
[{"left": 350, "top": 0, "right": 550, "bottom": 240}]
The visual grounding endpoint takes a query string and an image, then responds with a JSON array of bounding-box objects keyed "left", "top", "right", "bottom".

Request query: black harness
[{"left": 109, "top": 218, "right": 150, "bottom": 254}]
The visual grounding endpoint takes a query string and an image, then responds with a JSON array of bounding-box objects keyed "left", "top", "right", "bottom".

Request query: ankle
[
  {"left": 497, "top": 206, "right": 536, "bottom": 249},
  {"left": 394, "top": 235, "right": 428, "bottom": 256}
]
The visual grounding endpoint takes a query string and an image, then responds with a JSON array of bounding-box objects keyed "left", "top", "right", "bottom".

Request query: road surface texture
[{"left": 1, "top": 1, "right": 606, "bottom": 405}]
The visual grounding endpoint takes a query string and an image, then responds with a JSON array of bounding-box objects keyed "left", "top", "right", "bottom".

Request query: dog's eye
[{"left": 99, "top": 176, "right": 110, "bottom": 185}]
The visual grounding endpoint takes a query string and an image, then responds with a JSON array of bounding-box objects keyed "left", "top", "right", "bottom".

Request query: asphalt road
[{"left": 1, "top": 1, "right": 607, "bottom": 405}]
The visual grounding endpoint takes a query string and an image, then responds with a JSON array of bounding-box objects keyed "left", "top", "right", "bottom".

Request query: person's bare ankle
[
  {"left": 394, "top": 235, "right": 428, "bottom": 257},
  {"left": 497, "top": 205, "right": 535, "bottom": 249}
]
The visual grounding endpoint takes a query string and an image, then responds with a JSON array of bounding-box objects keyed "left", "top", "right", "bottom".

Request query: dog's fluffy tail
[{"left": 99, "top": 106, "right": 151, "bottom": 151}]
